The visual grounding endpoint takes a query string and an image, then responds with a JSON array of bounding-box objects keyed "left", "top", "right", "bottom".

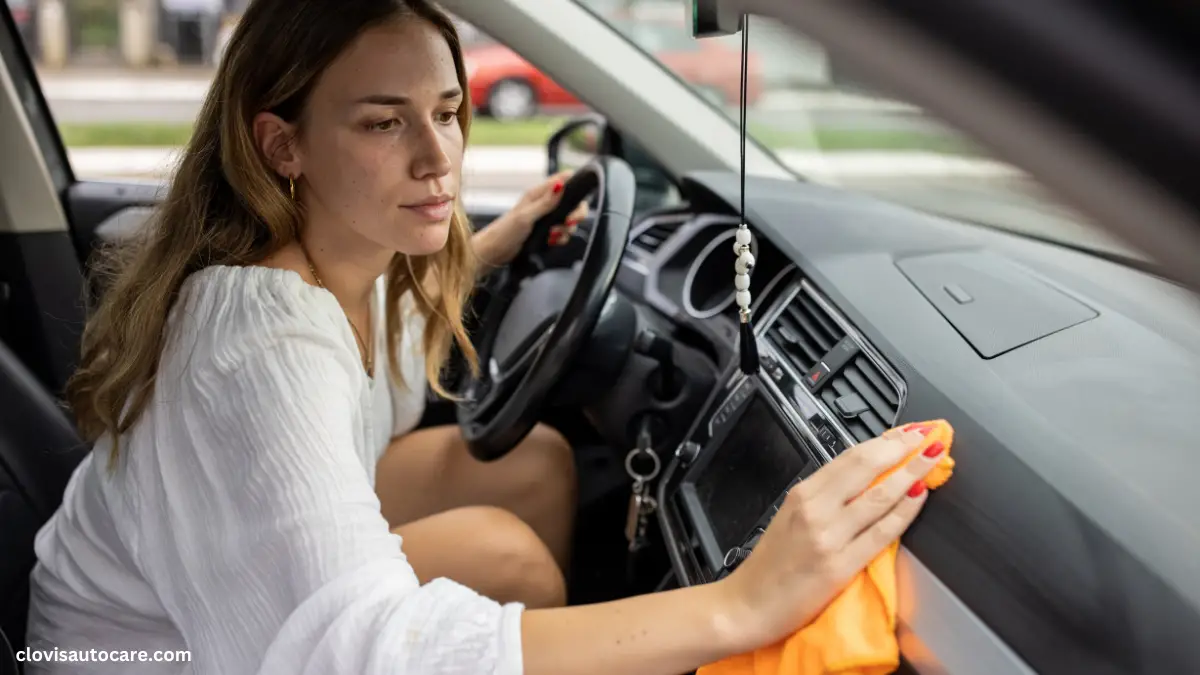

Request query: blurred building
[
  {"left": 14, "top": 0, "right": 244, "bottom": 68},
  {"left": 12, "top": 0, "right": 830, "bottom": 88}
]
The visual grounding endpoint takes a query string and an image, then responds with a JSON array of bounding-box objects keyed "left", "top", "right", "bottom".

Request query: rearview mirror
[
  {"left": 547, "top": 115, "right": 606, "bottom": 175},
  {"left": 687, "top": 0, "right": 743, "bottom": 37}
]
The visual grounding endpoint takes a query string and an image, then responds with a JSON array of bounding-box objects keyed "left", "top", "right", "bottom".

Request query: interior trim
[
  {"left": 895, "top": 548, "right": 1037, "bottom": 675},
  {"left": 681, "top": 229, "right": 738, "bottom": 320},
  {"left": 641, "top": 213, "right": 742, "bottom": 317},
  {"left": 0, "top": 49, "right": 66, "bottom": 235},
  {"left": 624, "top": 211, "right": 692, "bottom": 270},
  {"left": 750, "top": 262, "right": 796, "bottom": 315},
  {"left": 93, "top": 205, "right": 156, "bottom": 243}
]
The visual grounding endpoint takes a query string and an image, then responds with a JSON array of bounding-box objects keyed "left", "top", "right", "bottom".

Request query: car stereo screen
[{"left": 690, "top": 395, "right": 815, "bottom": 552}]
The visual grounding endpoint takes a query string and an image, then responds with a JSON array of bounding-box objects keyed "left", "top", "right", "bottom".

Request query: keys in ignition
[{"left": 624, "top": 431, "right": 661, "bottom": 552}]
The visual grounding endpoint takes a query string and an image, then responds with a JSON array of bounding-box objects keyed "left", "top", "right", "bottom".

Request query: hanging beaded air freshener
[{"left": 732, "top": 15, "right": 758, "bottom": 375}]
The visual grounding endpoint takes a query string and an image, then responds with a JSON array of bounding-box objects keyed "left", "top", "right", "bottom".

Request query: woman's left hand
[{"left": 478, "top": 170, "right": 590, "bottom": 267}]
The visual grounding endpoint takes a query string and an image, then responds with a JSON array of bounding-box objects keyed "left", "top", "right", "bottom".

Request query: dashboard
[
  {"left": 607, "top": 171, "right": 1200, "bottom": 675},
  {"left": 660, "top": 277, "right": 907, "bottom": 577}
]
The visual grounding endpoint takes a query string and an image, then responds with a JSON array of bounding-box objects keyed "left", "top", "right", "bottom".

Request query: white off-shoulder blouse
[{"left": 25, "top": 266, "right": 524, "bottom": 674}]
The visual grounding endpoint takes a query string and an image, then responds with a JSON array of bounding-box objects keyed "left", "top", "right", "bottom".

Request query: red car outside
[
  {"left": 7, "top": 0, "right": 34, "bottom": 53},
  {"left": 464, "top": 20, "right": 763, "bottom": 120}
]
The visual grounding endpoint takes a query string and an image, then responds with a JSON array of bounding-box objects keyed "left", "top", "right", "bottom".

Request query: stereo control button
[
  {"left": 818, "top": 426, "right": 836, "bottom": 447},
  {"left": 675, "top": 441, "right": 701, "bottom": 465}
]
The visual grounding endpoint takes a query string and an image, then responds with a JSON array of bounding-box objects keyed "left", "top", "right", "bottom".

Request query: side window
[
  {"left": 10, "top": 3, "right": 685, "bottom": 215},
  {"left": 5, "top": 4, "right": 609, "bottom": 211}
]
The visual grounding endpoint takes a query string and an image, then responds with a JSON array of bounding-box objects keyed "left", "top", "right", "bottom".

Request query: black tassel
[{"left": 739, "top": 317, "right": 759, "bottom": 375}]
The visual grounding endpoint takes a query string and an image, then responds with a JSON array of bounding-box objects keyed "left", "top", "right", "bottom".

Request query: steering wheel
[{"left": 457, "top": 156, "right": 636, "bottom": 461}]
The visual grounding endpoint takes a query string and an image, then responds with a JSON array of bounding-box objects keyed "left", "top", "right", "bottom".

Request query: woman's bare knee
[
  {"left": 396, "top": 505, "right": 566, "bottom": 609},
  {"left": 503, "top": 424, "right": 577, "bottom": 524},
  {"left": 518, "top": 424, "right": 577, "bottom": 501},
  {"left": 506, "top": 424, "right": 577, "bottom": 570},
  {"left": 480, "top": 506, "right": 567, "bottom": 608}
]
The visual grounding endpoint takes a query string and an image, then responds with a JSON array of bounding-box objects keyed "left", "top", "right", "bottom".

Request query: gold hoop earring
[{"left": 288, "top": 176, "right": 296, "bottom": 201}]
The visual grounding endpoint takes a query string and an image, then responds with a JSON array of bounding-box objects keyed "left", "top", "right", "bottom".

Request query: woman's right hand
[
  {"left": 520, "top": 426, "right": 946, "bottom": 675},
  {"left": 716, "top": 425, "right": 946, "bottom": 651}
]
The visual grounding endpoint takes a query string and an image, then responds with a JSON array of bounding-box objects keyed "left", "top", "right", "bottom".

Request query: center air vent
[
  {"left": 769, "top": 289, "right": 845, "bottom": 374},
  {"left": 630, "top": 221, "right": 676, "bottom": 255},
  {"left": 766, "top": 285, "right": 902, "bottom": 443}
]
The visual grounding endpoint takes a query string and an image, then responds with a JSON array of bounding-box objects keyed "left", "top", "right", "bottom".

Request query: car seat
[{"left": 0, "top": 339, "right": 88, "bottom": 655}]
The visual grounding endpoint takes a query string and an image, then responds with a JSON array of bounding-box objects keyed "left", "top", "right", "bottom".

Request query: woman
[{"left": 25, "top": 1, "right": 945, "bottom": 673}]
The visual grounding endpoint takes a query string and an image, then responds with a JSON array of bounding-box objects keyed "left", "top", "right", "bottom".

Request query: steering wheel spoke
[
  {"left": 467, "top": 378, "right": 507, "bottom": 420},
  {"left": 475, "top": 320, "right": 553, "bottom": 402}
]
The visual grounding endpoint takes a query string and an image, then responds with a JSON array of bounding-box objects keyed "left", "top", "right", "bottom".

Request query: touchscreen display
[{"left": 691, "top": 395, "right": 815, "bottom": 552}]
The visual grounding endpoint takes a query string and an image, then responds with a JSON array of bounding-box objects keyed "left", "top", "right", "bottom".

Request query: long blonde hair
[{"left": 66, "top": 0, "right": 478, "bottom": 463}]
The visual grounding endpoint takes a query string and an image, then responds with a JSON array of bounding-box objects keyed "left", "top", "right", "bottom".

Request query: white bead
[
  {"left": 735, "top": 251, "right": 756, "bottom": 275},
  {"left": 734, "top": 273, "right": 750, "bottom": 291},
  {"left": 733, "top": 240, "right": 745, "bottom": 256},
  {"left": 735, "top": 228, "right": 752, "bottom": 247},
  {"left": 736, "top": 290, "right": 752, "bottom": 309}
]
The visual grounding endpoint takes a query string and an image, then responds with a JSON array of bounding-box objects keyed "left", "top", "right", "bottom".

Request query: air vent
[
  {"left": 818, "top": 354, "right": 900, "bottom": 443},
  {"left": 767, "top": 285, "right": 902, "bottom": 444},
  {"left": 631, "top": 221, "right": 675, "bottom": 255},
  {"left": 768, "top": 289, "right": 846, "bottom": 374}
]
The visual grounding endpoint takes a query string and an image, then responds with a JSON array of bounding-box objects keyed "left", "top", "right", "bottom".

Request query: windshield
[{"left": 573, "top": 1, "right": 1136, "bottom": 261}]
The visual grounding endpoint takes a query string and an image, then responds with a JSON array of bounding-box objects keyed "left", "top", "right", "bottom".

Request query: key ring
[{"left": 624, "top": 446, "right": 661, "bottom": 483}]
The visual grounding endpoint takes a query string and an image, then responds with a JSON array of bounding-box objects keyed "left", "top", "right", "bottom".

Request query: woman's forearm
[
  {"left": 471, "top": 215, "right": 519, "bottom": 273},
  {"left": 470, "top": 225, "right": 498, "bottom": 269},
  {"left": 521, "top": 581, "right": 754, "bottom": 675}
]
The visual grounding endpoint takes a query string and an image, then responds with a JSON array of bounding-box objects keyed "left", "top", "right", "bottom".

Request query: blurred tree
[{"left": 69, "top": 0, "right": 120, "bottom": 55}]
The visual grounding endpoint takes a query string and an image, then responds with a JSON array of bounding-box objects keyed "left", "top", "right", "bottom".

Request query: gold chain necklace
[{"left": 298, "top": 242, "right": 374, "bottom": 376}]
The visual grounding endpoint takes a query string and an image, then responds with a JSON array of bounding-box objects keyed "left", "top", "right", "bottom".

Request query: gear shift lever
[{"left": 633, "top": 329, "right": 681, "bottom": 399}]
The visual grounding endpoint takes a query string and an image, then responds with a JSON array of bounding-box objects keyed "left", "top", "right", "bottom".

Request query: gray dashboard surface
[
  {"left": 895, "top": 250, "right": 1099, "bottom": 358},
  {"left": 681, "top": 171, "right": 1200, "bottom": 674}
]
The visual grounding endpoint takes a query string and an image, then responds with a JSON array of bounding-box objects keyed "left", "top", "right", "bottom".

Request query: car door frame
[{"left": 0, "top": 5, "right": 85, "bottom": 395}]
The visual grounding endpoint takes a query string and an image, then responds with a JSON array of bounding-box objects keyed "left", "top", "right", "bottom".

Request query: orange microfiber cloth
[{"left": 697, "top": 420, "right": 956, "bottom": 675}]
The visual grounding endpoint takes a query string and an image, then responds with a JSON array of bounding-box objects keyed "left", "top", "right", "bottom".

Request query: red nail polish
[
  {"left": 922, "top": 441, "right": 945, "bottom": 458},
  {"left": 547, "top": 230, "right": 561, "bottom": 245},
  {"left": 907, "top": 481, "right": 927, "bottom": 498},
  {"left": 905, "top": 422, "right": 935, "bottom": 435},
  {"left": 552, "top": 182, "right": 563, "bottom": 194}
]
